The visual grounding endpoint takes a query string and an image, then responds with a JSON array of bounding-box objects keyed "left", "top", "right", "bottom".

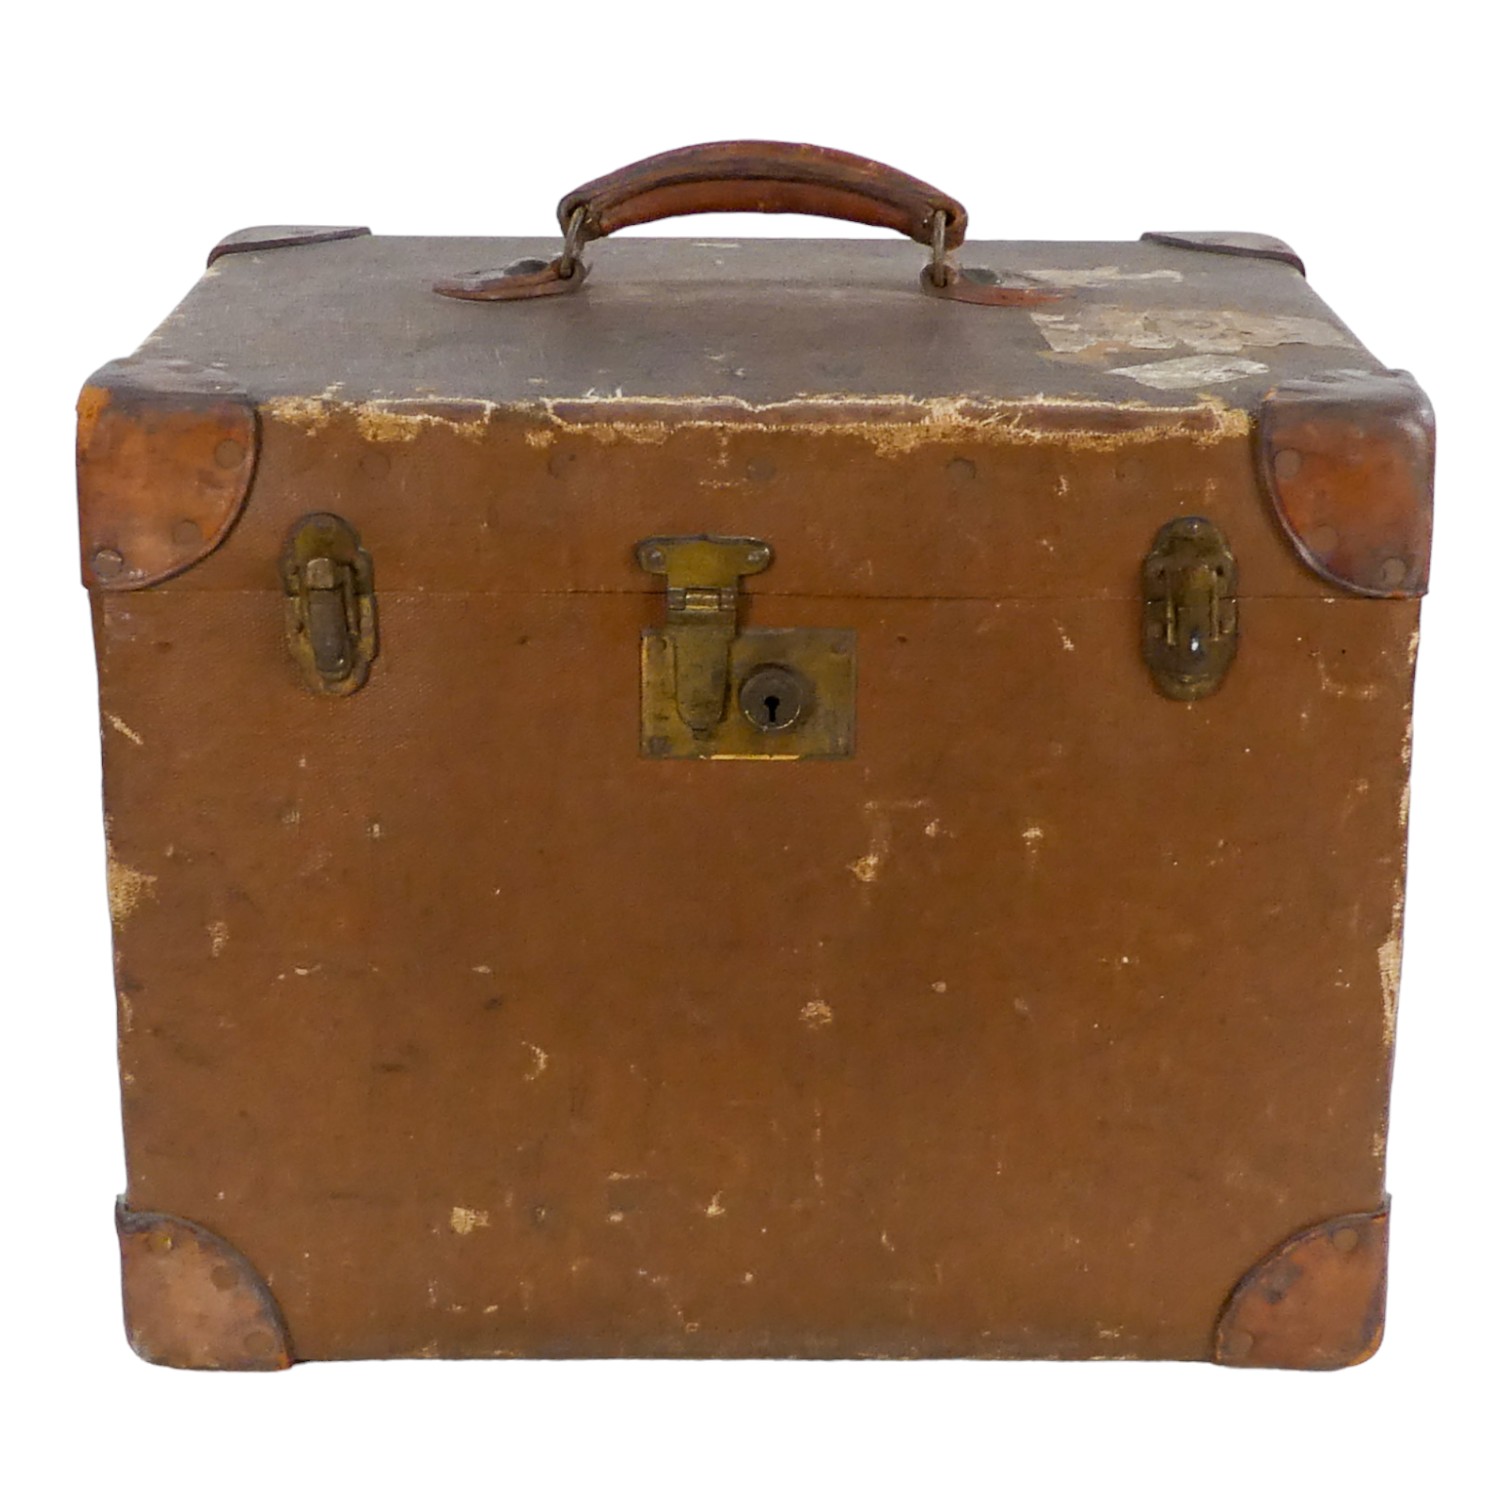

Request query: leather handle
[
  {"left": 556, "top": 140, "right": 967, "bottom": 251},
  {"left": 434, "top": 140, "right": 1022, "bottom": 304}
]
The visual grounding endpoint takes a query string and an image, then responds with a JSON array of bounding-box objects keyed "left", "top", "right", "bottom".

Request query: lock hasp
[{"left": 635, "top": 534, "right": 855, "bottom": 760}]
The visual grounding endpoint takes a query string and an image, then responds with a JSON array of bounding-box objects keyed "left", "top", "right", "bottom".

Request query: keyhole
[{"left": 739, "top": 664, "right": 809, "bottom": 733}]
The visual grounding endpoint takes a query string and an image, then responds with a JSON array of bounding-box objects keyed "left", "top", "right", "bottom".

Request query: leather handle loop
[{"left": 556, "top": 140, "right": 967, "bottom": 252}]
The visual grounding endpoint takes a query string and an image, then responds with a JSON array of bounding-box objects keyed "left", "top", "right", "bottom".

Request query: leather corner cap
[
  {"left": 77, "top": 357, "right": 258, "bottom": 591},
  {"left": 1258, "top": 369, "right": 1434, "bottom": 598},
  {"left": 1140, "top": 230, "right": 1305, "bottom": 275},
  {"left": 208, "top": 224, "right": 370, "bottom": 264},
  {"left": 1214, "top": 1206, "right": 1389, "bottom": 1370},
  {"left": 117, "top": 1199, "right": 293, "bottom": 1370}
]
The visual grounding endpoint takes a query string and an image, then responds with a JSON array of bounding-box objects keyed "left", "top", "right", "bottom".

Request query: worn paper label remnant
[
  {"left": 1023, "top": 266, "right": 1184, "bottom": 288},
  {"left": 1108, "top": 356, "right": 1271, "bottom": 391},
  {"left": 1031, "top": 307, "right": 1350, "bottom": 357}
]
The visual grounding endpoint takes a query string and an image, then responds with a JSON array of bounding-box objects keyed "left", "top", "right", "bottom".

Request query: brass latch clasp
[
  {"left": 1142, "top": 516, "right": 1238, "bottom": 700},
  {"left": 636, "top": 535, "right": 772, "bottom": 736},
  {"left": 281, "top": 513, "right": 377, "bottom": 696}
]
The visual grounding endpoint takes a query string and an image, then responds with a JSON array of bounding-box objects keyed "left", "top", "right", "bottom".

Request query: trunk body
[{"left": 81, "top": 231, "right": 1429, "bottom": 1367}]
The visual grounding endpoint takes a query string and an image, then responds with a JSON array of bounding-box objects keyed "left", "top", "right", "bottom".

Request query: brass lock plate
[
  {"left": 636, "top": 534, "right": 855, "bottom": 759},
  {"left": 641, "top": 626, "right": 856, "bottom": 759}
]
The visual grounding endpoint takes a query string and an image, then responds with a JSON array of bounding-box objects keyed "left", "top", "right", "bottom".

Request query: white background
[{"left": 3, "top": 2, "right": 1506, "bottom": 1506}]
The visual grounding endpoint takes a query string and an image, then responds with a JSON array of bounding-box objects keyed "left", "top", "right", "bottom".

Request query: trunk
[{"left": 79, "top": 145, "right": 1431, "bottom": 1369}]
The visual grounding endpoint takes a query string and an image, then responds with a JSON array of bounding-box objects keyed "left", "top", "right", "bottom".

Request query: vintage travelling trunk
[{"left": 79, "top": 143, "right": 1433, "bottom": 1370}]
